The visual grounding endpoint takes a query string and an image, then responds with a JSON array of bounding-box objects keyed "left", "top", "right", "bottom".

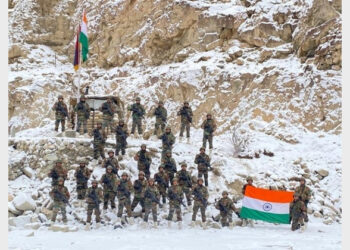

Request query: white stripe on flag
[
  {"left": 81, "top": 22, "right": 87, "bottom": 35},
  {"left": 243, "top": 196, "right": 289, "bottom": 215}
]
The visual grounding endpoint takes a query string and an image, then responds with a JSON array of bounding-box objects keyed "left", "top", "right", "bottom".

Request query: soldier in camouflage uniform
[
  {"left": 167, "top": 178, "right": 185, "bottom": 228},
  {"left": 177, "top": 101, "right": 193, "bottom": 141},
  {"left": 103, "top": 150, "right": 120, "bottom": 177},
  {"left": 116, "top": 172, "right": 134, "bottom": 221},
  {"left": 241, "top": 176, "right": 254, "bottom": 226},
  {"left": 194, "top": 147, "right": 211, "bottom": 187},
  {"left": 74, "top": 95, "right": 90, "bottom": 134},
  {"left": 201, "top": 113, "right": 217, "bottom": 151},
  {"left": 153, "top": 100, "right": 167, "bottom": 135},
  {"left": 91, "top": 122, "right": 106, "bottom": 160},
  {"left": 52, "top": 95, "right": 69, "bottom": 132},
  {"left": 143, "top": 178, "right": 160, "bottom": 226},
  {"left": 115, "top": 120, "right": 128, "bottom": 156},
  {"left": 176, "top": 163, "right": 192, "bottom": 206},
  {"left": 290, "top": 193, "right": 306, "bottom": 231},
  {"left": 159, "top": 126, "right": 176, "bottom": 160},
  {"left": 294, "top": 177, "right": 312, "bottom": 222},
  {"left": 100, "top": 98, "right": 115, "bottom": 135},
  {"left": 48, "top": 160, "right": 68, "bottom": 187},
  {"left": 85, "top": 179, "right": 103, "bottom": 230},
  {"left": 131, "top": 171, "right": 148, "bottom": 213},
  {"left": 191, "top": 178, "right": 209, "bottom": 227},
  {"left": 134, "top": 144, "right": 152, "bottom": 180},
  {"left": 100, "top": 166, "right": 117, "bottom": 211},
  {"left": 215, "top": 191, "right": 239, "bottom": 228},
  {"left": 74, "top": 161, "right": 92, "bottom": 202},
  {"left": 161, "top": 151, "right": 177, "bottom": 184},
  {"left": 154, "top": 165, "right": 169, "bottom": 207},
  {"left": 128, "top": 97, "right": 145, "bottom": 136},
  {"left": 50, "top": 177, "right": 70, "bottom": 223}
]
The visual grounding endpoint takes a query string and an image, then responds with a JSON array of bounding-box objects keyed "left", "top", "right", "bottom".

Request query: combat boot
[
  {"left": 186, "top": 137, "right": 190, "bottom": 143},
  {"left": 167, "top": 220, "right": 172, "bottom": 228},
  {"left": 152, "top": 221, "right": 158, "bottom": 229},
  {"left": 242, "top": 219, "right": 247, "bottom": 227},
  {"left": 190, "top": 221, "right": 195, "bottom": 227},
  {"left": 141, "top": 221, "right": 147, "bottom": 229},
  {"left": 128, "top": 217, "right": 134, "bottom": 225},
  {"left": 96, "top": 222, "right": 101, "bottom": 229},
  {"left": 177, "top": 221, "right": 182, "bottom": 229},
  {"left": 229, "top": 222, "right": 234, "bottom": 229},
  {"left": 201, "top": 221, "right": 208, "bottom": 229},
  {"left": 248, "top": 220, "right": 254, "bottom": 227},
  {"left": 85, "top": 223, "right": 91, "bottom": 231},
  {"left": 209, "top": 149, "right": 213, "bottom": 156}
]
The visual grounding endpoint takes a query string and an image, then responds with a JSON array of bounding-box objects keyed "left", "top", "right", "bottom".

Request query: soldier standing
[
  {"left": 49, "top": 177, "right": 70, "bottom": 224},
  {"left": 74, "top": 160, "right": 92, "bottom": 206},
  {"left": 167, "top": 178, "right": 185, "bottom": 229},
  {"left": 159, "top": 126, "right": 176, "bottom": 160},
  {"left": 177, "top": 101, "right": 193, "bottom": 142},
  {"left": 153, "top": 100, "right": 167, "bottom": 136},
  {"left": 161, "top": 151, "right": 177, "bottom": 184},
  {"left": 194, "top": 147, "right": 211, "bottom": 187},
  {"left": 52, "top": 95, "right": 69, "bottom": 132},
  {"left": 176, "top": 163, "right": 192, "bottom": 206},
  {"left": 74, "top": 95, "right": 90, "bottom": 134},
  {"left": 100, "top": 98, "right": 115, "bottom": 135},
  {"left": 115, "top": 172, "right": 134, "bottom": 225},
  {"left": 191, "top": 178, "right": 209, "bottom": 228},
  {"left": 131, "top": 171, "right": 148, "bottom": 213},
  {"left": 214, "top": 191, "right": 238, "bottom": 228},
  {"left": 103, "top": 150, "right": 120, "bottom": 177},
  {"left": 128, "top": 97, "right": 145, "bottom": 137},
  {"left": 242, "top": 176, "right": 254, "bottom": 227},
  {"left": 201, "top": 113, "right": 217, "bottom": 153},
  {"left": 294, "top": 177, "right": 312, "bottom": 223},
  {"left": 115, "top": 120, "right": 128, "bottom": 156},
  {"left": 91, "top": 122, "right": 106, "bottom": 160},
  {"left": 48, "top": 160, "right": 68, "bottom": 187},
  {"left": 290, "top": 193, "right": 306, "bottom": 231},
  {"left": 100, "top": 166, "right": 117, "bottom": 212},
  {"left": 154, "top": 166, "right": 169, "bottom": 208},
  {"left": 143, "top": 178, "right": 160, "bottom": 228},
  {"left": 134, "top": 144, "right": 152, "bottom": 180},
  {"left": 85, "top": 179, "right": 103, "bottom": 230}
]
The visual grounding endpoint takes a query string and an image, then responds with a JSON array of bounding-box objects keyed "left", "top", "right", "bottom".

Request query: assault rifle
[
  {"left": 155, "top": 174, "right": 169, "bottom": 188},
  {"left": 76, "top": 170, "right": 88, "bottom": 183},
  {"left": 145, "top": 189, "right": 160, "bottom": 205},
  {"left": 88, "top": 189, "right": 100, "bottom": 208},
  {"left": 131, "top": 105, "right": 144, "bottom": 118},
  {"left": 180, "top": 108, "right": 192, "bottom": 123},
  {"left": 117, "top": 183, "right": 131, "bottom": 198},
  {"left": 193, "top": 187, "right": 207, "bottom": 207},
  {"left": 104, "top": 159, "right": 120, "bottom": 178},
  {"left": 134, "top": 180, "right": 143, "bottom": 192},
  {"left": 102, "top": 103, "right": 114, "bottom": 116},
  {"left": 53, "top": 189, "right": 71, "bottom": 207},
  {"left": 196, "top": 155, "right": 213, "bottom": 171},
  {"left": 179, "top": 173, "right": 192, "bottom": 188},
  {"left": 102, "top": 175, "right": 116, "bottom": 192},
  {"left": 168, "top": 189, "right": 186, "bottom": 207},
  {"left": 93, "top": 129, "right": 105, "bottom": 143},
  {"left": 57, "top": 102, "right": 68, "bottom": 117}
]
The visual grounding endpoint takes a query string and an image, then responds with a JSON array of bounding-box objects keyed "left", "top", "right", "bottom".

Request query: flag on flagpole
[
  {"left": 240, "top": 186, "right": 294, "bottom": 224},
  {"left": 79, "top": 11, "right": 89, "bottom": 62},
  {"left": 73, "top": 25, "right": 81, "bottom": 71}
]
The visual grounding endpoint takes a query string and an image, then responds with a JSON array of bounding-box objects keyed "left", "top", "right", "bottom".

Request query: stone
[
  {"left": 314, "top": 211, "right": 322, "bottom": 218},
  {"left": 236, "top": 59, "right": 244, "bottom": 65},
  {"left": 323, "top": 217, "right": 334, "bottom": 225},
  {"left": 49, "top": 224, "right": 70, "bottom": 232},
  {"left": 23, "top": 166, "right": 35, "bottom": 179},
  {"left": 8, "top": 202, "right": 22, "bottom": 215},
  {"left": 44, "top": 153, "right": 58, "bottom": 162},
  {"left": 38, "top": 213, "right": 48, "bottom": 223},
  {"left": 8, "top": 194, "right": 14, "bottom": 202},
  {"left": 8, "top": 215, "right": 31, "bottom": 227},
  {"left": 26, "top": 231, "right": 35, "bottom": 237},
  {"left": 24, "top": 222, "right": 41, "bottom": 230},
  {"left": 64, "top": 130, "right": 77, "bottom": 138},
  {"left": 316, "top": 169, "right": 329, "bottom": 177},
  {"left": 12, "top": 193, "right": 36, "bottom": 211}
]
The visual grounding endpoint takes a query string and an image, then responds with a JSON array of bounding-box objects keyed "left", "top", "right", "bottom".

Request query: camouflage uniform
[
  {"left": 128, "top": 99, "right": 145, "bottom": 135},
  {"left": 116, "top": 177, "right": 133, "bottom": 218},
  {"left": 161, "top": 153, "right": 177, "bottom": 184},
  {"left": 241, "top": 178, "right": 254, "bottom": 226},
  {"left": 153, "top": 103, "right": 167, "bottom": 135},
  {"left": 50, "top": 182, "right": 70, "bottom": 222},
  {"left": 143, "top": 183, "right": 160, "bottom": 222},
  {"left": 294, "top": 181, "right": 312, "bottom": 222},
  {"left": 176, "top": 169, "right": 192, "bottom": 206},
  {"left": 74, "top": 97, "right": 90, "bottom": 134},
  {"left": 48, "top": 163, "right": 68, "bottom": 187},
  {"left": 102, "top": 156, "right": 120, "bottom": 176},
  {"left": 194, "top": 150, "right": 211, "bottom": 187},
  {"left": 215, "top": 196, "right": 237, "bottom": 226},
  {"left": 52, "top": 97, "right": 69, "bottom": 132},
  {"left": 92, "top": 126, "right": 106, "bottom": 160},
  {"left": 154, "top": 170, "right": 169, "bottom": 204},
  {"left": 201, "top": 116, "right": 217, "bottom": 149},
  {"left": 134, "top": 149, "right": 152, "bottom": 179},
  {"left": 100, "top": 100, "right": 115, "bottom": 134},
  {"left": 115, "top": 122, "right": 128, "bottom": 156},
  {"left": 74, "top": 165, "right": 91, "bottom": 200},
  {"left": 167, "top": 184, "right": 184, "bottom": 221},
  {"left": 192, "top": 182, "right": 209, "bottom": 222},
  {"left": 131, "top": 177, "right": 148, "bottom": 213},
  {"left": 159, "top": 130, "right": 176, "bottom": 159},
  {"left": 290, "top": 197, "right": 306, "bottom": 231},
  {"left": 100, "top": 172, "right": 117, "bottom": 210},
  {"left": 86, "top": 185, "right": 103, "bottom": 223},
  {"left": 177, "top": 103, "right": 193, "bottom": 138}
]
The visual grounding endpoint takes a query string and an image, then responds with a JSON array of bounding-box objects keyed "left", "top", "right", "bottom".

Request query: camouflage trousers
[
  {"left": 131, "top": 196, "right": 145, "bottom": 212},
  {"left": 154, "top": 119, "right": 166, "bottom": 135},
  {"left": 87, "top": 203, "right": 101, "bottom": 223},
  {"left": 115, "top": 140, "right": 127, "bottom": 156},
  {"left": 219, "top": 212, "right": 232, "bottom": 226},
  {"left": 93, "top": 142, "right": 105, "bottom": 160},
  {"left": 180, "top": 121, "right": 190, "bottom": 138},
  {"left": 117, "top": 197, "right": 132, "bottom": 217},
  {"left": 103, "top": 191, "right": 116, "bottom": 210},
  {"left": 180, "top": 186, "right": 192, "bottom": 206},
  {"left": 167, "top": 202, "right": 182, "bottom": 221},
  {"left": 76, "top": 118, "right": 88, "bottom": 134},
  {"left": 131, "top": 118, "right": 142, "bottom": 135},
  {"left": 51, "top": 201, "right": 67, "bottom": 222},
  {"left": 102, "top": 115, "right": 114, "bottom": 135},
  {"left": 198, "top": 170, "right": 209, "bottom": 187},
  {"left": 55, "top": 118, "right": 66, "bottom": 132},
  {"left": 158, "top": 186, "right": 167, "bottom": 204},
  {"left": 76, "top": 183, "right": 87, "bottom": 200},
  {"left": 202, "top": 133, "right": 213, "bottom": 149},
  {"left": 192, "top": 200, "right": 206, "bottom": 222},
  {"left": 291, "top": 214, "right": 304, "bottom": 231},
  {"left": 144, "top": 202, "right": 158, "bottom": 222}
]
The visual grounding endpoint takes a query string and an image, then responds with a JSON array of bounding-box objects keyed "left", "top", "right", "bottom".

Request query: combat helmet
[{"left": 222, "top": 191, "right": 228, "bottom": 196}]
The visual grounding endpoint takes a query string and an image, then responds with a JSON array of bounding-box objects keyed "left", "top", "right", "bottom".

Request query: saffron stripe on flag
[
  {"left": 240, "top": 207, "right": 290, "bottom": 224},
  {"left": 245, "top": 186, "right": 294, "bottom": 203}
]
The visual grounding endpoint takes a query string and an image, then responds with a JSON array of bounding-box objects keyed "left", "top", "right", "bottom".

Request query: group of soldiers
[{"left": 50, "top": 95, "right": 311, "bottom": 231}]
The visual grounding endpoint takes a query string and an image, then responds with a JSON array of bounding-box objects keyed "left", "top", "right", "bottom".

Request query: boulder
[
  {"left": 24, "top": 222, "right": 41, "bottom": 230},
  {"left": 64, "top": 130, "right": 77, "bottom": 138},
  {"left": 44, "top": 153, "right": 58, "bottom": 162},
  {"left": 12, "top": 193, "right": 36, "bottom": 211},
  {"left": 8, "top": 201, "right": 23, "bottom": 215},
  {"left": 49, "top": 224, "right": 70, "bottom": 232},
  {"left": 8, "top": 194, "right": 14, "bottom": 202},
  {"left": 316, "top": 169, "right": 329, "bottom": 177},
  {"left": 23, "top": 166, "right": 35, "bottom": 179},
  {"left": 8, "top": 214, "right": 31, "bottom": 227}
]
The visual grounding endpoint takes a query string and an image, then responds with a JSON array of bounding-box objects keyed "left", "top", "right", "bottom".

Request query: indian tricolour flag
[
  {"left": 79, "top": 11, "right": 88, "bottom": 62},
  {"left": 240, "top": 186, "right": 294, "bottom": 224}
]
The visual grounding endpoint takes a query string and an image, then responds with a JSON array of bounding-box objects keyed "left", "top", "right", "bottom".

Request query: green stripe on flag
[
  {"left": 240, "top": 207, "right": 290, "bottom": 224},
  {"left": 79, "top": 32, "right": 89, "bottom": 62}
]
